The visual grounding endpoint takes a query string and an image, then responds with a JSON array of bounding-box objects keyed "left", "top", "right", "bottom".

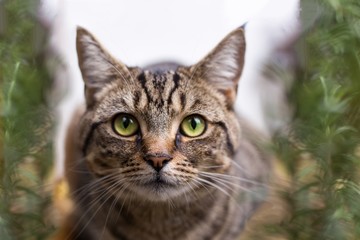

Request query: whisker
[
  {"left": 196, "top": 177, "right": 233, "bottom": 199},
  {"left": 199, "top": 165, "right": 227, "bottom": 169},
  {"left": 65, "top": 175, "right": 126, "bottom": 240},
  {"left": 190, "top": 179, "right": 214, "bottom": 199},
  {"left": 103, "top": 58, "right": 133, "bottom": 88},
  {"left": 201, "top": 176, "right": 237, "bottom": 194},
  {"left": 66, "top": 156, "right": 89, "bottom": 174},
  {"left": 100, "top": 180, "right": 129, "bottom": 239},
  {"left": 198, "top": 171, "right": 267, "bottom": 187},
  {"left": 184, "top": 61, "right": 201, "bottom": 91},
  {"left": 199, "top": 173, "right": 260, "bottom": 195},
  {"left": 69, "top": 172, "right": 120, "bottom": 203},
  {"left": 229, "top": 160, "right": 250, "bottom": 175},
  {"left": 113, "top": 181, "right": 132, "bottom": 220},
  {"left": 183, "top": 182, "right": 192, "bottom": 208},
  {"left": 75, "top": 179, "right": 124, "bottom": 239}
]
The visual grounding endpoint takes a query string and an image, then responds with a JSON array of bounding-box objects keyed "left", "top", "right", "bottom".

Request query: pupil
[
  {"left": 191, "top": 118, "right": 197, "bottom": 130},
  {"left": 123, "top": 117, "right": 130, "bottom": 129}
]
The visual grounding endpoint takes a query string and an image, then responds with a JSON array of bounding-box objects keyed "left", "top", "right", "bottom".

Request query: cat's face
[{"left": 76, "top": 27, "right": 245, "bottom": 202}]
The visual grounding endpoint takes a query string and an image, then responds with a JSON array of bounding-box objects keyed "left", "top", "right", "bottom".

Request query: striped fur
[{"left": 62, "top": 27, "right": 271, "bottom": 240}]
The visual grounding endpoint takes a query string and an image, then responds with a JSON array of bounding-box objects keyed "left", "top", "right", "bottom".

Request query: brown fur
[{"left": 61, "top": 27, "right": 271, "bottom": 240}]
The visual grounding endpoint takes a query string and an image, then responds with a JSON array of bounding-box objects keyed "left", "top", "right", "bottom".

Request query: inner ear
[
  {"left": 221, "top": 88, "right": 238, "bottom": 105},
  {"left": 190, "top": 28, "right": 246, "bottom": 105}
]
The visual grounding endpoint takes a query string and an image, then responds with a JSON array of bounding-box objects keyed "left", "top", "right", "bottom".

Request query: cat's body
[{"left": 61, "top": 27, "right": 271, "bottom": 240}]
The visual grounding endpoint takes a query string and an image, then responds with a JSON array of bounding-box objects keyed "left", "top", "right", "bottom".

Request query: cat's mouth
[
  {"left": 144, "top": 173, "right": 177, "bottom": 188},
  {"left": 131, "top": 172, "right": 187, "bottom": 201}
]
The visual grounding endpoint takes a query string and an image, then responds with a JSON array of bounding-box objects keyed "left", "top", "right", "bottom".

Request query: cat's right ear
[
  {"left": 76, "top": 27, "right": 130, "bottom": 107},
  {"left": 189, "top": 28, "right": 246, "bottom": 107}
]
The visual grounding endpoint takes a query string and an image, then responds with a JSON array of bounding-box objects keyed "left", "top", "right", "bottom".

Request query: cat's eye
[
  {"left": 180, "top": 115, "right": 206, "bottom": 137},
  {"left": 113, "top": 114, "right": 139, "bottom": 137}
]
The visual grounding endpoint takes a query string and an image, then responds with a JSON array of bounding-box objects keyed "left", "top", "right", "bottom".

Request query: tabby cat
[{"left": 61, "top": 26, "right": 271, "bottom": 240}]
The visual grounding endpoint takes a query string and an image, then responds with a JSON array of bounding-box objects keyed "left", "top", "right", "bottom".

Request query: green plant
[
  {"left": 271, "top": 0, "right": 360, "bottom": 239},
  {"left": 0, "top": 0, "right": 55, "bottom": 239}
]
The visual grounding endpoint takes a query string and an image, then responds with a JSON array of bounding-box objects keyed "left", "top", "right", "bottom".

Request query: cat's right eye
[
  {"left": 113, "top": 113, "right": 139, "bottom": 137},
  {"left": 180, "top": 115, "right": 206, "bottom": 137}
]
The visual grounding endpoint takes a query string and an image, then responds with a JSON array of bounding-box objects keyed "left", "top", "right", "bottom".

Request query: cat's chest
[{"left": 103, "top": 196, "right": 225, "bottom": 240}]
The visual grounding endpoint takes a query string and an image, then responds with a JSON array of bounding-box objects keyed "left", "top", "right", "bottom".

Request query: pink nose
[{"left": 144, "top": 153, "right": 172, "bottom": 172}]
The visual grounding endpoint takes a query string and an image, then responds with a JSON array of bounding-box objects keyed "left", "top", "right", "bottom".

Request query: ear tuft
[
  {"left": 76, "top": 27, "right": 114, "bottom": 86},
  {"left": 191, "top": 28, "right": 246, "bottom": 104},
  {"left": 76, "top": 27, "right": 130, "bottom": 107}
]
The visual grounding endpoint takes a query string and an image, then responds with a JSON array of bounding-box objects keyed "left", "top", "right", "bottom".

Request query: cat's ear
[
  {"left": 191, "top": 28, "right": 246, "bottom": 105},
  {"left": 76, "top": 27, "right": 130, "bottom": 107}
]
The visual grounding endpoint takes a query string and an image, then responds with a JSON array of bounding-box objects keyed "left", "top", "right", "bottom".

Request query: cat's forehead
[
  {"left": 94, "top": 66, "right": 224, "bottom": 125},
  {"left": 94, "top": 68, "right": 184, "bottom": 119},
  {"left": 97, "top": 69, "right": 185, "bottom": 132},
  {"left": 140, "top": 69, "right": 179, "bottom": 91},
  {"left": 140, "top": 69, "right": 181, "bottom": 94},
  {"left": 135, "top": 70, "right": 184, "bottom": 119}
]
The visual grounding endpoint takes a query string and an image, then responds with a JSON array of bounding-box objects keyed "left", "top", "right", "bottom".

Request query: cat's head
[{"left": 76, "top": 27, "right": 245, "bottom": 202}]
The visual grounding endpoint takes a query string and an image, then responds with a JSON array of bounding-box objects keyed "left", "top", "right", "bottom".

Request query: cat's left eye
[
  {"left": 113, "top": 113, "right": 139, "bottom": 137},
  {"left": 180, "top": 115, "right": 206, "bottom": 137}
]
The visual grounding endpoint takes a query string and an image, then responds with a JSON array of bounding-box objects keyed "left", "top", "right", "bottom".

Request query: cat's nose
[{"left": 144, "top": 153, "right": 172, "bottom": 172}]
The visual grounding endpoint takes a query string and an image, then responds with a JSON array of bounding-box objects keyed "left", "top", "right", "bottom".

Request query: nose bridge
[
  {"left": 142, "top": 133, "right": 174, "bottom": 172},
  {"left": 147, "top": 110, "right": 169, "bottom": 133},
  {"left": 143, "top": 133, "right": 173, "bottom": 155}
]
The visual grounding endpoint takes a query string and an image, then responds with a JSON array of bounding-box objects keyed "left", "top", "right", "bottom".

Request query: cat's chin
[{"left": 130, "top": 174, "right": 194, "bottom": 202}]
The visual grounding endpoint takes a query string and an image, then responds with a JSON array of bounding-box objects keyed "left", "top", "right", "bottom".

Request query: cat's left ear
[
  {"left": 190, "top": 28, "right": 246, "bottom": 105},
  {"left": 76, "top": 27, "right": 131, "bottom": 107}
]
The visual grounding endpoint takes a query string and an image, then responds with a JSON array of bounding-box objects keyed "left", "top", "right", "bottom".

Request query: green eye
[
  {"left": 113, "top": 114, "right": 139, "bottom": 137},
  {"left": 180, "top": 115, "right": 206, "bottom": 137}
]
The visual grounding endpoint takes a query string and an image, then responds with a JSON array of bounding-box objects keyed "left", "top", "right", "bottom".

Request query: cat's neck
[{"left": 103, "top": 189, "right": 235, "bottom": 239}]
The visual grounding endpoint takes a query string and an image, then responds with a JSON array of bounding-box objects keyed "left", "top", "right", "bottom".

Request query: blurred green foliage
[
  {"left": 269, "top": 0, "right": 360, "bottom": 239},
  {"left": 0, "top": 0, "right": 55, "bottom": 239}
]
